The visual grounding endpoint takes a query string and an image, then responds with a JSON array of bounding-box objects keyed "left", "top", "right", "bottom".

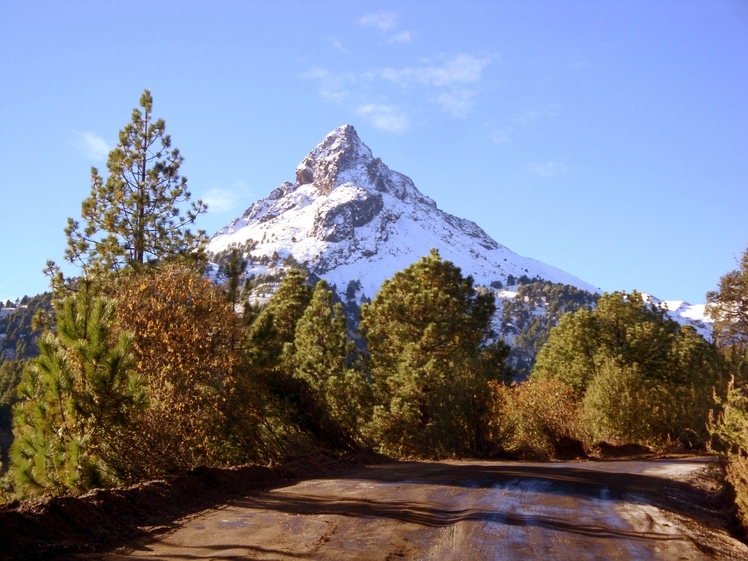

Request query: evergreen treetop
[
  {"left": 48, "top": 89, "right": 207, "bottom": 286},
  {"left": 707, "top": 247, "right": 748, "bottom": 368}
]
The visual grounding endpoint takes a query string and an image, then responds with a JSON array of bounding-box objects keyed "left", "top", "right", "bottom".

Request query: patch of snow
[{"left": 642, "top": 294, "right": 712, "bottom": 339}]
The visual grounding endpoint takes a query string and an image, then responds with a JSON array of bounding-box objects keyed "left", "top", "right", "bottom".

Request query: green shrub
[
  {"left": 9, "top": 292, "right": 144, "bottom": 497},
  {"left": 533, "top": 291, "right": 725, "bottom": 445},
  {"left": 709, "top": 377, "right": 748, "bottom": 533},
  {"left": 582, "top": 359, "right": 667, "bottom": 444},
  {"left": 361, "top": 250, "right": 511, "bottom": 458}
]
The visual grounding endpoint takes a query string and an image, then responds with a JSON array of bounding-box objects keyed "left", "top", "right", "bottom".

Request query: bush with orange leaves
[
  {"left": 114, "top": 265, "right": 248, "bottom": 477},
  {"left": 488, "top": 378, "right": 588, "bottom": 459}
]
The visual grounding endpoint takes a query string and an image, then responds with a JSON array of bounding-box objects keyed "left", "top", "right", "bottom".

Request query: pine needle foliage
[
  {"left": 533, "top": 291, "right": 725, "bottom": 444},
  {"left": 709, "top": 377, "right": 748, "bottom": 533},
  {"left": 706, "top": 247, "right": 748, "bottom": 532},
  {"left": 361, "top": 249, "right": 512, "bottom": 458},
  {"left": 9, "top": 291, "right": 144, "bottom": 497},
  {"left": 222, "top": 248, "right": 248, "bottom": 312},
  {"left": 240, "top": 269, "right": 316, "bottom": 456},
  {"left": 707, "top": 246, "right": 748, "bottom": 381},
  {"left": 290, "top": 280, "right": 369, "bottom": 450},
  {"left": 48, "top": 89, "right": 207, "bottom": 288}
]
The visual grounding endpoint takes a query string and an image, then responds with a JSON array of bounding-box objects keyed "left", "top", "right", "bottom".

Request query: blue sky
[{"left": 1, "top": 0, "right": 746, "bottom": 304}]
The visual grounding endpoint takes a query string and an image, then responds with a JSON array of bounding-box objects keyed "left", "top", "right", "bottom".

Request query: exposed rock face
[
  {"left": 313, "top": 190, "right": 384, "bottom": 243},
  {"left": 292, "top": 125, "right": 414, "bottom": 201},
  {"left": 209, "top": 125, "right": 598, "bottom": 302}
]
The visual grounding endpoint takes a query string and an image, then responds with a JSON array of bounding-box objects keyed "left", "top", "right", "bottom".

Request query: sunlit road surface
[{"left": 104, "top": 457, "right": 738, "bottom": 560}]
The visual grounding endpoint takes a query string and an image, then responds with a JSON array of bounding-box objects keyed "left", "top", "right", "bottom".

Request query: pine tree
[
  {"left": 532, "top": 291, "right": 725, "bottom": 443},
  {"left": 241, "top": 269, "right": 314, "bottom": 454},
  {"left": 293, "top": 281, "right": 350, "bottom": 394},
  {"left": 9, "top": 292, "right": 143, "bottom": 496},
  {"left": 360, "top": 249, "right": 510, "bottom": 458},
  {"left": 291, "top": 280, "right": 367, "bottom": 449},
  {"left": 533, "top": 291, "right": 680, "bottom": 393},
  {"left": 707, "top": 247, "right": 748, "bottom": 379},
  {"left": 223, "top": 248, "right": 248, "bottom": 312},
  {"left": 247, "top": 269, "right": 313, "bottom": 365},
  {"left": 47, "top": 89, "right": 207, "bottom": 286},
  {"left": 706, "top": 246, "right": 748, "bottom": 531}
]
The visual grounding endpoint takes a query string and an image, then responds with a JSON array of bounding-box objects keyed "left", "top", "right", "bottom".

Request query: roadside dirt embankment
[{"left": 0, "top": 450, "right": 388, "bottom": 560}]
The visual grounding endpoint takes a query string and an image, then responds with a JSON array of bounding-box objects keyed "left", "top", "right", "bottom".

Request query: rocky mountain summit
[{"left": 208, "top": 125, "right": 598, "bottom": 301}]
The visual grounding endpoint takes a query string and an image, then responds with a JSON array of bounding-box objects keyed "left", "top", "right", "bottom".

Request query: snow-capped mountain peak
[{"left": 208, "top": 124, "right": 598, "bottom": 301}]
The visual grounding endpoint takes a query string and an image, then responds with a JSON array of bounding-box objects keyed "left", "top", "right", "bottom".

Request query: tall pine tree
[
  {"left": 291, "top": 280, "right": 367, "bottom": 449},
  {"left": 361, "top": 249, "right": 511, "bottom": 458},
  {"left": 707, "top": 246, "right": 748, "bottom": 380},
  {"left": 47, "top": 89, "right": 207, "bottom": 286},
  {"left": 241, "top": 270, "right": 315, "bottom": 453}
]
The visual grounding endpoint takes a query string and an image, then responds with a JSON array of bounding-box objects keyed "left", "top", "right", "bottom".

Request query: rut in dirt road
[{"left": 100, "top": 457, "right": 748, "bottom": 561}]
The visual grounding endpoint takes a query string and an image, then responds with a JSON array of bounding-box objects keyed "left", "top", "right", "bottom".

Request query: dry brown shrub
[
  {"left": 725, "top": 454, "right": 748, "bottom": 534},
  {"left": 488, "top": 378, "right": 587, "bottom": 459},
  {"left": 114, "top": 265, "right": 244, "bottom": 476}
]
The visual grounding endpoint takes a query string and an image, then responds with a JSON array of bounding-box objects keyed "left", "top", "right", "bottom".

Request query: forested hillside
[
  {"left": 0, "top": 294, "right": 53, "bottom": 471},
  {"left": 0, "top": 293, "right": 52, "bottom": 361},
  {"left": 495, "top": 276, "right": 599, "bottom": 378}
]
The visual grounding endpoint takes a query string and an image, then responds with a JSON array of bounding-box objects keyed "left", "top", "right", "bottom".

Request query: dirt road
[{"left": 102, "top": 457, "right": 746, "bottom": 560}]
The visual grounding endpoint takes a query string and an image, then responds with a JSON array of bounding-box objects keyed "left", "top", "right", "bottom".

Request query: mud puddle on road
[
  {"left": 101, "top": 458, "right": 746, "bottom": 560},
  {"left": 417, "top": 476, "right": 696, "bottom": 560}
]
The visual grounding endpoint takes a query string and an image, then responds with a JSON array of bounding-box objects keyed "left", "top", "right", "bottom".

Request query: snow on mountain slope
[
  {"left": 643, "top": 295, "right": 711, "bottom": 339},
  {"left": 208, "top": 125, "right": 599, "bottom": 301}
]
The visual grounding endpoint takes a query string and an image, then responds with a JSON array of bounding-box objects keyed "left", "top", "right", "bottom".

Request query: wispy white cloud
[
  {"left": 305, "top": 47, "right": 494, "bottom": 126},
  {"left": 512, "top": 103, "right": 560, "bottom": 127},
  {"left": 435, "top": 89, "right": 475, "bottom": 118},
  {"left": 356, "top": 104, "right": 410, "bottom": 133},
  {"left": 304, "top": 67, "right": 354, "bottom": 102},
  {"left": 203, "top": 188, "right": 237, "bottom": 213},
  {"left": 357, "top": 12, "right": 398, "bottom": 33},
  {"left": 387, "top": 30, "right": 412, "bottom": 45},
  {"left": 74, "top": 131, "right": 109, "bottom": 161},
  {"left": 380, "top": 54, "right": 491, "bottom": 87},
  {"left": 202, "top": 181, "right": 252, "bottom": 213},
  {"left": 357, "top": 11, "right": 412, "bottom": 44},
  {"left": 305, "top": 68, "right": 414, "bottom": 130},
  {"left": 376, "top": 54, "right": 493, "bottom": 118},
  {"left": 570, "top": 59, "right": 589, "bottom": 69},
  {"left": 326, "top": 36, "right": 348, "bottom": 53},
  {"left": 490, "top": 103, "right": 560, "bottom": 145},
  {"left": 526, "top": 160, "right": 569, "bottom": 178}
]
